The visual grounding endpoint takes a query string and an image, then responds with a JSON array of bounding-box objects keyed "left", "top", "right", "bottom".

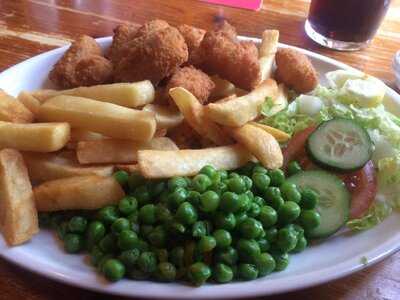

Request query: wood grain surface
[{"left": 0, "top": 0, "right": 399, "bottom": 299}]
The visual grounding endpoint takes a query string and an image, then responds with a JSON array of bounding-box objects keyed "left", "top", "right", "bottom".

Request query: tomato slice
[{"left": 284, "top": 126, "right": 377, "bottom": 219}]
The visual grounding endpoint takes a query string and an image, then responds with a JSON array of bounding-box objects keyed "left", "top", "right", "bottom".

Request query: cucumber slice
[
  {"left": 287, "top": 170, "right": 350, "bottom": 239},
  {"left": 306, "top": 118, "right": 372, "bottom": 171}
]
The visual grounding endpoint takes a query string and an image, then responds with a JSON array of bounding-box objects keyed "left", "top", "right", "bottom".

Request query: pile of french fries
[{"left": 0, "top": 30, "right": 289, "bottom": 247}]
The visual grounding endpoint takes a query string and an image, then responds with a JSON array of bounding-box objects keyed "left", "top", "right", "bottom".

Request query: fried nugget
[
  {"left": 166, "top": 66, "right": 215, "bottom": 105},
  {"left": 275, "top": 48, "right": 318, "bottom": 93},
  {"left": 199, "top": 22, "right": 261, "bottom": 91},
  {"left": 167, "top": 121, "right": 202, "bottom": 149},
  {"left": 49, "top": 35, "right": 112, "bottom": 89},
  {"left": 113, "top": 22, "right": 188, "bottom": 85},
  {"left": 177, "top": 24, "right": 206, "bottom": 66},
  {"left": 134, "top": 19, "right": 169, "bottom": 37},
  {"left": 107, "top": 23, "right": 140, "bottom": 64}
]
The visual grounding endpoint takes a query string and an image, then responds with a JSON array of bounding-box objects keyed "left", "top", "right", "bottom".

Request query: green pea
[
  {"left": 215, "top": 246, "right": 238, "bottom": 266},
  {"left": 158, "top": 190, "right": 169, "bottom": 204},
  {"left": 200, "top": 191, "right": 220, "bottom": 212},
  {"left": 127, "top": 212, "right": 139, "bottom": 224},
  {"left": 119, "top": 248, "right": 140, "bottom": 268},
  {"left": 300, "top": 188, "right": 319, "bottom": 209},
  {"left": 112, "top": 218, "right": 130, "bottom": 233},
  {"left": 278, "top": 201, "right": 301, "bottom": 224},
  {"left": 139, "top": 204, "right": 157, "bottom": 224},
  {"left": 138, "top": 251, "right": 158, "bottom": 273},
  {"left": 229, "top": 172, "right": 240, "bottom": 179},
  {"left": 188, "top": 262, "right": 211, "bottom": 285},
  {"left": 235, "top": 212, "right": 248, "bottom": 225},
  {"left": 156, "top": 204, "right": 173, "bottom": 224},
  {"left": 170, "top": 246, "right": 184, "bottom": 267},
  {"left": 117, "top": 230, "right": 138, "bottom": 250},
  {"left": 90, "top": 245, "right": 104, "bottom": 266},
  {"left": 128, "top": 172, "right": 146, "bottom": 190},
  {"left": 210, "top": 181, "right": 227, "bottom": 196},
  {"left": 135, "top": 239, "right": 149, "bottom": 252},
  {"left": 192, "top": 220, "right": 212, "bottom": 238},
  {"left": 258, "top": 205, "right": 277, "bottom": 228},
  {"left": 238, "top": 263, "right": 258, "bottom": 280},
  {"left": 214, "top": 212, "right": 236, "bottom": 231},
  {"left": 200, "top": 165, "right": 220, "bottom": 184},
  {"left": 198, "top": 235, "right": 217, "bottom": 252},
  {"left": 213, "top": 229, "right": 232, "bottom": 249},
  {"left": 252, "top": 173, "right": 271, "bottom": 193},
  {"left": 97, "top": 206, "right": 119, "bottom": 225},
  {"left": 113, "top": 170, "right": 129, "bottom": 186},
  {"left": 227, "top": 177, "right": 247, "bottom": 194},
  {"left": 219, "top": 170, "right": 228, "bottom": 180},
  {"left": 272, "top": 253, "right": 289, "bottom": 271},
  {"left": 86, "top": 221, "right": 106, "bottom": 245},
  {"left": 187, "top": 190, "right": 201, "bottom": 207},
  {"left": 168, "top": 222, "right": 186, "bottom": 235},
  {"left": 264, "top": 187, "right": 284, "bottom": 210},
  {"left": 220, "top": 192, "right": 240, "bottom": 213},
  {"left": 213, "top": 263, "right": 233, "bottom": 283},
  {"left": 265, "top": 227, "right": 278, "bottom": 243},
  {"left": 287, "top": 161, "right": 302, "bottom": 176},
  {"left": 102, "top": 259, "right": 125, "bottom": 282},
  {"left": 277, "top": 227, "right": 298, "bottom": 252},
  {"left": 167, "top": 188, "right": 188, "bottom": 209},
  {"left": 64, "top": 233, "right": 84, "bottom": 253},
  {"left": 168, "top": 176, "right": 188, "bottom": 191},
  {"left": 192, "top": 174, "right": 212, "bottom": 193},
  {"left": 56, "top": 221, "right": 69, "bottom": 240},
  {"left": 299, "top": 210, "right": 321, "bottom": 230},
  {"left": 98, "top": 254, "right": 113, "bottom": 273},
  {"left": 241, "top": 175, "right": 253, "bottom": 190},
  {"left": 140, "top": 224, "right": 154, "bottom": 237},
  {"left": 253, "top": 196, "right": 265, "bottom": 206},
  {"left": 118, "top": 196, "right": 138, "bottom": 215},
  {"left": 239, "top": 218, "right": 263, "bottom": 239},
  {"left": 99, "top": 233, "right": 118, "bottom": 253},
  {"left": 256, "top": 253, "right": 276, "bottom": 276},
  {"left": 247, "top": 202, "right": 261, "bottom": 218},
  {"left": 253, "top": 165, "right": 268, "bottom": 174},
  {"left": 257, "top": 238, "right": 270, "bottom": 252},
  {"left": 292, "top": 236, "right": 307, "bottom": 253},
  {"left": 176, "top": 202, "right": 198, "bottom": 225},
  {"left": 133, "top": 185, "right": 151, "bottom": 205},
  {"left": 237, "top": 193, "right": 251, "bottom": 212},
  {"left": 157, "top": 262, "right": 176, "bottom": 282},
  {"left": 286, "top": 224, "right": 305, "bottom": 238},
  {"left": 148, "top": 226, "right": 166, "bottom": 248},
  {"left": 240, "top": 161, "right": 257, "bottom": 176},
  {"left": 280, "top": 182, "right": 302, "bottom": 203},
  {"left": 237, "top": 239, "right": 261, "bottom": 263},
  {"left": 148, "top": 181, "right": 166, "bottom": 198},
  {"left": 268, "top": 169, "right": 285, "bottom": 186},
  {"left": 245, "top": 190, "right": 254, "bottom": 201},
  {"left": 155, "top": 248, "right": 168, "bottom": 262}
]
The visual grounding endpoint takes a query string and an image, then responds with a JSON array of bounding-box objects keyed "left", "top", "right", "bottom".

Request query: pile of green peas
[{"left": 39, "top": 160, "right": 321, "bottom": 285}]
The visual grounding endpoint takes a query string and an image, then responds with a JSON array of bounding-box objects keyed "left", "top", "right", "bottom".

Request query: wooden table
[{"left": 0, "top": 1, "right": 399, "bottom": 299}]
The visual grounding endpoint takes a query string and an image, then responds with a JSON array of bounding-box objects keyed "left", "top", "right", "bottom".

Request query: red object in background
[{"left": 200, "top": 0, "right": 263, "bottom": 11}]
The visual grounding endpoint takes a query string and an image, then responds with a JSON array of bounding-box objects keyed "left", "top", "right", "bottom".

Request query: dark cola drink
[{"left": 305, "top": 0, "right": 391, "bottom": 51}]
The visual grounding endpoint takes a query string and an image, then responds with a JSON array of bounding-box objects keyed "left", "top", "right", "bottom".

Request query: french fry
[
  {"left": 34, "top": 175, "right": 125, "bottom": 212},
  {"left": 206, "top": 79, "right": 278, "bottom": 127},
  {"left": 259, "top": 30, "right": 279, "bottom": 81},
  {"left": 138, "top": 144, "right": 252, "bottom": 178},
  {"left": 0, "top": 121, "right": 70, "bottom": 152},
  {"left": 23, "top": 151, "right": 114, "bottom": 182},
  {"left": 230, "top": 124, "right": 283, "bottom": 169},
  {"left": 70, "top": 128, "right": 107, "bottom": 142},
  {"left": 249, "top": 122, "right": 290, "bottom": 142},
  {"left": 154, "top": 128, "right": 167, "bottom": 137},
  {"left": 0, "top": 149, "right": 38, "bottom": 246},
  {"left": 0, "top": 90, "right": 34, "bottom": 123},
  {"left": 143, "top": 104, "right": 184, "bottom": 129},
  {"left": 31, "top": 81, "right": 155, "bottom": 108},
  {"left": 115, "top": 164, "right": 140, "bottom": 173},
  {"left": 77, "top": 137, "right": 178, "bottom": 164},
  {"left": 38, "top": 95, "right": 156, "bottom": 141},
  {"left": 17, "top": 91, "right": 41, "bottom": 116},
  {"left": 169, "top": 87, "right": 233, "bottom": 145},
  {"left": 209, "top": 75, "right": 236, "bottom": 100},
  {"left": 215, "top": 94, "right": 237, "bottom": 104}
]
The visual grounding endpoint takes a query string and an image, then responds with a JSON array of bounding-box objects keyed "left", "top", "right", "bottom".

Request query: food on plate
[
  {"left": 199, "top": 21, "right": 261, "bottom": 90},
  {"left": 275, "top": 48, "right": 318, "bottom": 93},
  {"left": 115, "top": 163, "right": 140, "bottom": 173},
  {"left": 209, "top": 75, "right": 236, "bottom": 100},
  {"left": 260, "top": 83, "right": 288, "bottom": 118},
  {"left": 167, "top": 121, "right": 203, "bottom": 149},
  {"left": 138, "top": 144, "right": 252, "bottom": 178},
  {"left": 177, "top": 24, "right": 206, "bottom": 66},
  {"left": 34, "top": 175, "right": 125, "bottom": 211},
  {"left": 38, "top": 95, "right": 156, "bottom": 141},
  {"left": 17, "top": 91, "right": 41, "bottom": 115},
  {"left": 107, "top": 23, "right": 140, "bottom": 64},
  {"left": 206, "top": 79, "right": 278, "bottom": 127},
  {"left": 249, "top": 122, "right": 290, "bottom": 143},
  {"left": 166, "top": 66, "right": 215, "bottom": 105},
  {"left": 142, "top": 104, "right": 184, "bottom": 130},
  {"left": 0, "top": 149, "right": 39, "bottom": 246},
  {"left": 31, "top": 81, "right": 155, "bottom": 108},
  {"left": 169, "top": 87, "right": 232, "bottom": 145},
  {"left": 259, "top": 30, "right": 279, "bottom": 81},
  {"left": 230, "top": 124, "right": 283, "bottom": 169},
  {"left": 113, "top": 20, "right": 188, "bottom": 84},
  {"left": 0, "top": 121, "right": 70, "bottom": 152},
  {"left": 0, "top": 90, "right": 34, "bottom": 123},
  {"left": 76, "top": 137, "right": 178, "bottom": 164},
  {"left": 70, "top": 128, "right": 106, "bottom": 142},
  {"left": 49, "top": 35, "right": 112, "bottom": 89},
  {"left": 23, "top": 151, "right": 114, "bottom": 182}
]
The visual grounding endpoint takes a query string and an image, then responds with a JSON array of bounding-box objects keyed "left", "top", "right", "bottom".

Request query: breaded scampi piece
[
  {"left": 199, "top": 21, "right": 261, "bottom": 91},
  {"left": 177, "top": 24, "right": 206, "bottom": 66},
  {"left": 134, "top": 19, "right": 169, "bottom": 37},
  {"left": 275, "top": 48, "right": 318, "bottom": 93},
  {"left": 107, "top": 23, "right": 140, "bottom": 64},
  {"left": 113, "top": 21, "right": 188, "bottom": 85},
  {"left": 167, "top": 121, "right": 202, "bottom": 149},
  {"left": 166, "top": 66, "right": 215, "bottom": 105},
  {"left": 49, "top": 35, "right": 112, "bottom": 89}
]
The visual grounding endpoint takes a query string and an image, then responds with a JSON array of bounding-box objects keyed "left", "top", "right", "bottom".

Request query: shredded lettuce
[
  {"left": 260, "top": 97, "right": 277, "bottom": 117},
  {"left": 378, "top": 155, "right": 400, "bottom": 185},
  {"left": 346, "top": 201, "right": 393, "bottom": 231}
]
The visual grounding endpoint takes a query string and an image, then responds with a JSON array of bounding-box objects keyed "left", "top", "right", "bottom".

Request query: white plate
[{"left": 0, "top": 37, "right": 399, "bottom": 299}]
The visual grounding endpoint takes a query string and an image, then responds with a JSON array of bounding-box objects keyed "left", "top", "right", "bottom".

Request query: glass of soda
[{"left": 305, "top": 0, "right": 391, "bottom": 51}]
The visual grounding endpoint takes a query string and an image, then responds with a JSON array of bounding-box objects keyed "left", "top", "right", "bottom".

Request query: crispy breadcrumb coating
[
  {"left": 167, "top": 121, "right": 202, "bottom": 149},
  {"left": 177, "top": 24, "right": 206, "bottom": 66},
  {"left": 107, "top": 24, "right": 140, "bottom": 64}
]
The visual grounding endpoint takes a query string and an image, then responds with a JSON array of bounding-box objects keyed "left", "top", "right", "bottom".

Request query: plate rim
[{"left": 0, "top": 36, "right": 399, "bottom": 299}]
